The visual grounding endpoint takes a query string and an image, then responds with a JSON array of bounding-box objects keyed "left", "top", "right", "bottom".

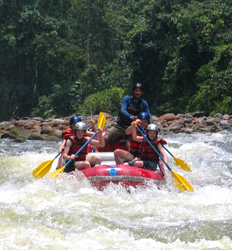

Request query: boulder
[
  {"left": 220, "top": 120, "right": 231, "bottom": 128},
  {"left": 158, "top": 113, "right": 176, "bottom": 122},
  {"left": 205, "top": 118, "right": 216, "bottom": 126},
  {"left": 50, "top": 129, "right": 62, "bottom": 138},
  {"left": 28, "top": 133, "right": 45, "bottom": 140},
  {"left": 14, "top": 137, "right": 26, "bottom": 143},
  {"left": 41, "top": 125, "right": 53, "bottom": 134},
  {"left": 14, "top": 120, "right": 28, "bottom": 127},
  {"left": 213, "top": 113, "right": 223, "bottom": 119},
  {"left": 1, "top": 131, "right": 17, "bottom": 139},
  {"left": 0, "top": 111, "right": 231, "bottom": 143},
  {"left": 168, "top": 122, "right": 184, "bottom": 133}
]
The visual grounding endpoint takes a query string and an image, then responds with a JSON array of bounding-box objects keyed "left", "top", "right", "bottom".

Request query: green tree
[
  {"left": 1, "top": 0, "right": 232, "bottom": 121},
  {"left": 77, "top": 86, "right": 125, "bottom": 115},
  {"left": 0, "top": 0, "right": 80, "bottom": 120},
  {"left": 124, "top": 0, "right": 232, "bottom": 115}
]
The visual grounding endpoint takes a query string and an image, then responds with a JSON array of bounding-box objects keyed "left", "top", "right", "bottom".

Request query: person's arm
[
  {"left": 157, "top": 143, "right": 168, "bottom": 166},
  {"left": 131, "top": 121, "right": 143, "bottom": 142},
  {"left": 127, "top": 119, "right": 142, "bottom": 135},
  {"left": 89, "top": 128, "right": 105, "bottom": 148},
  {"left": 85, "top": 119, "right": 99, "bottom": 137},
  {"left": 120, "top": 95, "right": 137, "bottom": 121},
  {"left": 88, "top": 119, "right": 97, "bottom": 132},
  {"left": 125, "top": 125, "right": 132, "bottom": 135},
  {"left": 63, "top": 139, "right": 77, "bottom": 161},
  {"left": 58, "top": 139, "right": 66, "bottom": 153}
]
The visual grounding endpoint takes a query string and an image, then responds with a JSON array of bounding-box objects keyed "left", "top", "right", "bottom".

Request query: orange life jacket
[{"left": 62, "top": 129, "right": 74, "bottom": 140}]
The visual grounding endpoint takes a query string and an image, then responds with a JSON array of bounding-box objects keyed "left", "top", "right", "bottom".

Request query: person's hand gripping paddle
[
  {"left": 48, "top": 112, "right": 106, "bottom": 179},
  {"left": 137, "top": 126, "right": 194, "bottom": 192}
]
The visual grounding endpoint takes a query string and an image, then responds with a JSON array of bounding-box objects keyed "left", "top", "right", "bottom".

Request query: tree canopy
[{"left": 0, "top": 0, "right": 231, "bottom": 121}]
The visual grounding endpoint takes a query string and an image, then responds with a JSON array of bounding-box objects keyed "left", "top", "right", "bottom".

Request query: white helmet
[
  {"left": 75, "top": 121, "right": 88, "bottom": 131},
  {"left": 147, "top": 124, "right": 159, "bottom": 132}
]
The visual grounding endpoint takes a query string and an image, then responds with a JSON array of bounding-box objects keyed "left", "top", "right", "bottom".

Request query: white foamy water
[{"left": 0, "top": 131, "right": 232, "bottom": 250}]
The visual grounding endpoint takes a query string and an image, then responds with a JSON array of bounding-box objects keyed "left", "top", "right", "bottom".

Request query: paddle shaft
[
  {"left": 162, "top": 145, "right": 174, "bottom": 158},
  {"left": 32, "top": 152, "right": 61, "bottom": 178},
  {"left": 163, "top": 144, "right": 192, "bottom": 171},
  {"left": 138, "top": 126, "right": 174, "bottom": 159},
  {"left": 137, "top": 126, "right": 194, "bottom": 191},
  {"left": 137, "top": 126, "right": 171, "bottom": 171},
  {"left": 54, "top": 153, "right": 60, "bottom": 159},
  {"left": 64, "top": 131, "right": 98, "bottom": 168}
]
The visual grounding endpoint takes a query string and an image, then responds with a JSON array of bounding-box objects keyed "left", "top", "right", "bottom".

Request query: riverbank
[{"left": 0, "top": 112, "right": 231, "bottom": 142}]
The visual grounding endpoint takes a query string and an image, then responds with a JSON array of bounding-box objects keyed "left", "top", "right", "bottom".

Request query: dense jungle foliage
[{"left": 0, "top": 0, "right": 231, "bottom": 121}]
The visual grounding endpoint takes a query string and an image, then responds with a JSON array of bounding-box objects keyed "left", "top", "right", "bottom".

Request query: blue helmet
[
  {"left": 70, "top": 115, "right": 81, "bottom": 125},
  {"left": 138, "top": 112, "right": 149, "bottom": 121}
]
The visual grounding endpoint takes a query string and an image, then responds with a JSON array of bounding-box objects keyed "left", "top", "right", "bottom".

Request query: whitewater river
[{"left": 0, "top": 131, "right": 231, "bottom": 250}]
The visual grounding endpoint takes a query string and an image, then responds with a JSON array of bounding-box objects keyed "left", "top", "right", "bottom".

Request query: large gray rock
[{"left": 168, "top": 122, "right": 184, "bottom": 133}]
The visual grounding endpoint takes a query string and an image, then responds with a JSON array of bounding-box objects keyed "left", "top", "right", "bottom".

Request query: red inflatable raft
[{"left": 80, "top": 163, "right": 165, "bottom": 190}]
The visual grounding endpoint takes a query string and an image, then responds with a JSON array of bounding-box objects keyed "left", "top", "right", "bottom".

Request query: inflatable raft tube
[{"left": 81, "top": 163, "right": 165, "bottom": 190}]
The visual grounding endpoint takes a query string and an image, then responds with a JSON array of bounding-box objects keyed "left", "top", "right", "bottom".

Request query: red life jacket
[
  {"left": 62, "top": 129, "right": 74, "bottom": 140},
  {"left": 130, "top": 128, "right": 143, "bottom": 154},
  {"left": 140, "top": 137, "right": 167, "bottom": 162},
  {"left": 159, "top": 137, "right": 167, "bottom": 146},
  {"left": 64, "top": 130, "right": 93, "bottom": 153},
  {"left": 68, "top": 136, "right": 88, "bottom": 161}
]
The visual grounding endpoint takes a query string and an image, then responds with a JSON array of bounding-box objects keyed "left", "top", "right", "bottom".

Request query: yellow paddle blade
[
  {"left": 97, "top": 112, "right": 106, "bottom": 129},
  {"left": 174, "top": 156, "right": 192, "bottom": 172},
  {"left": 48, "top": 166, "right": 65, "bottom": 179},
  {"left": 32, "top": 158, "right": 55, "bottom": 178},
  {"left": 171, "top": 170, "right": 194, "bottom": 192}
]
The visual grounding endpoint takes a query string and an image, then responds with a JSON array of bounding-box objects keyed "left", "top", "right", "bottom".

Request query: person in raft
[
  {"left": 103, "top": 82, "right": 152, "bottom": 150},
  {"left": 114, "top": 112, "right": 150, "bottom": 165},
  {"left": 130, "top": 123, "right": 168, "bottom": 171},
  {"left": 62, "top": 121, "right": 105, "bottom": 172},
  {"left": 56, "top": 115, "right": 99, "bottom": 169},
  {"left": 58, "top": 115, "right": 97, "bottom": 153}
]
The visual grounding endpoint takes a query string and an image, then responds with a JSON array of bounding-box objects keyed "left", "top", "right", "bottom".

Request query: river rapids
[{"left": 0, "top": 131, "right": 231, "bottom": 250}]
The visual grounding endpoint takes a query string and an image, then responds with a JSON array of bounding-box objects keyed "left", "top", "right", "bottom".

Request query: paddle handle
[
  {"left": 137, "top": 126, "right": 172, "bottom": 171},
  {"left": 64, "top": 131, "right": 98, "bottom": 167}
]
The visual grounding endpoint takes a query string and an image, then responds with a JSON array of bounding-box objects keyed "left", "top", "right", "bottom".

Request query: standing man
[{"left": 104, "top": 82, "right": 152, "bottom": 150}]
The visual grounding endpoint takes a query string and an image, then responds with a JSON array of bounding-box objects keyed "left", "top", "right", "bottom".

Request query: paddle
[
  {"left": 32, "top": 153, "right": 60, "bottom": 179},
  {"left": 138, "top": 126, "right": 191, "bottom": 172},
  {"left": 162, "top": 146, "right": 192, "bottom": 171},
  {"left": 48, "top": 112, "right": 106, "bottom": 178},
  {"left": 136, "top": 126, "right": 194, "bottom": 192}
]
